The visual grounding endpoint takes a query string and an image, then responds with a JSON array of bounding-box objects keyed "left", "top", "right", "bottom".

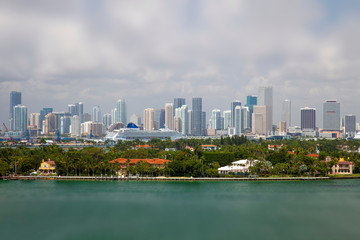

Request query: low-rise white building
[{"left": 218, "top": 159, "right": 259, "bottom": 175}]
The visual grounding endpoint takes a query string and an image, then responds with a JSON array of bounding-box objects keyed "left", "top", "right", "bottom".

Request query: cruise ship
[{"left": 105, "top": 123, "right": 183, "bottom": 141}]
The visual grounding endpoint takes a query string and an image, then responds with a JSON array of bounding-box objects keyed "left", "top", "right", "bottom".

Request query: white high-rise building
[
  {"left": 111, "top": 108, "right": 117, "bottom": 125},
  {"left": 92, "top": 105, "right": 102, "bottom": 123},
  {"left": 165, "top": 103, "right": 174, "bottom": 130},
  {"left": 180, "top": 105, "right": 189, "bottom": 135},
  {"left": 210, "top": 109, "right": 221, "bottom": 130},
  {"left": 13, "top": 105, "right": 27, "bottom": 133},
  {"left": 70, "top": 115, "right": 81, "bottom": 137},
  {"left": 223, "top": 110, "right": 231, "bottom": 130},
  {"left": 282, "top": 99, "right": 291, "bottom": 128},
  {"left": 234, "top": 106, "right": 250, "bottom": 135},
  {"left": 116, "top": 99, "right": 127, "bottom": 124},
  {"left": 258, "top": 86, "right": 273, "bottom": 132}
]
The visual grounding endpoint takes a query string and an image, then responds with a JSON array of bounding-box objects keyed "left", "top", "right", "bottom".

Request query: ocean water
[{"left": 0, "top": 179, "right": 359, "bottom": 240}]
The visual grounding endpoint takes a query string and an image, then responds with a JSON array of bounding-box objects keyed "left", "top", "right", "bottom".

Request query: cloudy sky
[{"left": 1, "top": 0, "right": 360, "bottom": 127}]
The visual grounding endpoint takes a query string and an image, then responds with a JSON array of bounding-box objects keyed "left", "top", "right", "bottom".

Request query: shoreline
[{"left": 2, "top": 175, "right": 359, "bottom": 181}]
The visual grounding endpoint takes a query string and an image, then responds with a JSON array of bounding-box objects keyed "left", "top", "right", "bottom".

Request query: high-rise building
[
  {"left": 252, "top": 105, "right": 270, "bottom": 135},
  {"left": 234, "top": 106, "right": 242, "bottom": 136},
  {"left": 13, "top": 105, "right": 27, "bottom": 133},
  {"left": 245, "top": 95, "right": 257, "bottom": 128},
  {"left": 345, "top": 115, "right": 356, "bottom": 136},
  {"left": 202, "top": 112, "right": 206, "bottom": 134},
  {"left": 40, "top": 108, "right": 53, "bottom": 129},
  {"left": 68, "top": 104, "right": 76, "bottom": 115},
  {"left": 191, "top": 98, "right": 202, "bottom": 136},
  {"left": 81, "top": 121, "right": 103, "bottom": 137},
  {"left": 83, "top": 113, "right": 91, "bottom": 122},
  {"left": 165, "top": 103, "right": 174, "bottom": 130},
  {"left": 231, "top": 101, "right": 242, "bottom": 128},
  {"left": 258, "top": 86, "right": 273, "bottom": 130},
  {"left": 180, "top": 105, "right": 189, "bottom": 135},
  {"left": 103, "top": 113, "right": 112, "bottom": 130},
  {"left": 70, "top": 115, "right": 81, "bottom": 137},
  {"left": 223, "top": 110, "right": 231, "bottom": 130},
  {"left": 210, "top": 109, "right": 221, "bottom": 130},
  {"left": 188, "top": 110, "right": 193, "bottom": 135},
  {"left": 29, "top": 113, "right": 41, "bottom": 130},
  {"left": 173, "top": 98, "right": 185, "bottom": 116},
  {"left": 116, "top": 99, "right": 127, "bottom": 124},
  {"left": 323, "top": 100, "right": 340, "bottom": 131},
  {"left": 282, "top": 99, "right": 291, "bottom": 128},
  {"left": 45, "top": 113, "right": 57, "bottom": 135},
  {"left": 301, "top": 107, "right": 316, "bottom": 130},
  {"left": 60, "top": 116, "right": 71, "bottom": 134},
  {"left": 279, "top": 121, "right": 287, "bottom": 134},
  {"left": 75, "top": 102, "right": 84, "bottom": 123},
  {"left": 111, "top": 108, "right": 117, "bottom": 125},
  {"left": 144, "top": 108, "right": 155, "bottom": 131},
  {"left": 130, "top": 114, "right": 141, "bottom": 126},
  {"left": 235, "top": 106, "right": 251, "bottom": 135},
  {"left": 92, "top": 105, "right": 102, "bottom": 123},
  {"left": 154, "top": 109, "right": 165, "bottom": 129},
  {"left": 10, "top": 91, "right": 21, "bottom": 121}
]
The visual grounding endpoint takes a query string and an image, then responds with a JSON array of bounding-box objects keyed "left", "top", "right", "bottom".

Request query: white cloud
[{"left": 0, "top": 0, "right": 360, "bottom": 126}]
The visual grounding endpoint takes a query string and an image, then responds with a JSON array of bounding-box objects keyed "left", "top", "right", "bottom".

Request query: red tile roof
[{"left": 110, "top": 158, "right": 170, "bottom": 165}]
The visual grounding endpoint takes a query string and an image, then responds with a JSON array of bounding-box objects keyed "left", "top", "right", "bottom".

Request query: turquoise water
[{"left": 1, "top": 180, "right": 359, "bottom": 240}]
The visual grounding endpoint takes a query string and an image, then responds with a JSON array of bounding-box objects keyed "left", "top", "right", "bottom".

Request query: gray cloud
[{"left": 1, "top": 0, "right": 360, "bottom": 127}]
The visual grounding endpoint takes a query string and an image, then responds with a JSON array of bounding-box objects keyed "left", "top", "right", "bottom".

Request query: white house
[{"left": 218, "top": 159, "right": 259, "bottom": 175}]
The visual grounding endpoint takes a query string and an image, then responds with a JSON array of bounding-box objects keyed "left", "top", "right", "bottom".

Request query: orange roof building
[{"left": 110, "top": 158, "right": 170, "bottom": 168}]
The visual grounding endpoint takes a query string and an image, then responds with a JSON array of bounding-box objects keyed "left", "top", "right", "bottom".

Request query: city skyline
[{"left": 1, "top": 1, "right": 360, "bottom": 128}]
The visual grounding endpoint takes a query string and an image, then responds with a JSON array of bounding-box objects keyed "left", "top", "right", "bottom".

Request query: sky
[{"left": 1, "top": 0, "right": 360, "bottom": 128}]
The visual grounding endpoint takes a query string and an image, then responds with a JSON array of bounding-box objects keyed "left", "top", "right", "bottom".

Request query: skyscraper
[
  {"left": 246, "top": 95, "right": 257, "bottom": 111},
  {"left": 60, "top": 116, "right": 71, "bottom": 134},
  {"left": 252, "top": 105, "right": 270, "bottom": 135},
  {"left": 210, "top": 109, "right": 221, "bottom": 130},
  {"left": 301, "top": 107, "right": 316, "bottom": 130},
  {"left": 173, "top": 98, "right": 186, "bottom": 116},
  {"left": 92, "top": 106, "right": 102, "bottom": 123},
  {"left": 223, "top": 110, "right": 231, "bottom": 130},
  {"left": 154, "top": 109, "right": 165, "bottom": 129},
  {"left": 10, "top": 91, "right": 21, "bottom": 120},
  {"left": 344, "top": 114, "right": 356, "bottom": 136},
  {"left": 130, "top": 114, "right": 141, "bottom": 126},
  {"left": 282, "top": 99, "right": 291, "bottom": 128},
  {"left": 70, "top": 115, "right": 81, "bottom": 137},
  {"left": 191, "top": 98, "right": 202, "bottom": 136},
  {"left": 202, "top": 112, "right": 206, "bottom": 134},
  {"left": 235, "top": 106, "right": 250, "bottom": 135},
  {"left": 258, "top": 86, "right": 273, "bottom": 130},
  {"left": 323, "top": 100, "right": 340, "bottom": 131},
  {"left": 75, "top": 102, "right": 84, "bottom": 123},
  {"left": 144, "top": 108, "right": 154, "bottom": 131},
  {"left": 68, "top": 104, "right": 76, "bottom": 115},
  {"left": 45, "top": 113, "right": 57, "bottom": 135},
  {"left": 29, "top": 113, "right": 41, "bottom": 130},
  {"left": 165, "top": 103, "right": 174, "bottom": 130},
  {"left": 111, "top": 108, "right": 117, "bottom": 125},
  {"left": 103, "top": 113, "right": 112, "bottom": 130},
  {"left": 116, "top": 99, "right": 127, "bottom": 124},
  {"left": 40, "top": 108, "right": 53, "bottom": 130},
  {"left": 180, "top": 105, "right": 189, "bottom": 135},
  {"left": 13, "top": 105, "right": 27, "bottom": 133},
  {"left": 231, "top": 101, "right": 242, "bottom": 128}
]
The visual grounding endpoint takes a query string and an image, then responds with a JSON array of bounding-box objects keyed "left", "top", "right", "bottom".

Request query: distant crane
[{"left": 2, "top": 123, "right": 13, "bottom": 141}]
